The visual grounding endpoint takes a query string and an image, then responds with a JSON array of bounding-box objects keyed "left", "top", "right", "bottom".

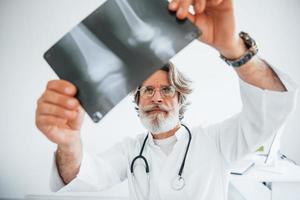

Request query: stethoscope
[{"left": 130, "top": 124, "right": 192, "bottom": 199}]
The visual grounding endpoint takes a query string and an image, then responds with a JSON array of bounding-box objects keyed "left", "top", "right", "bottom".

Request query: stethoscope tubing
[
  {"left": 178, "top": 124, "right": 192, "bottom": 177},
  {"left": 130, "top": 124, "right": 192, "bottom": 189}
]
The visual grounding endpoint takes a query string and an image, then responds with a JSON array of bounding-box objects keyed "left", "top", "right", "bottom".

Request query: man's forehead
[{"left": 142, "top": 70, "right": 170, "bottom": 86}]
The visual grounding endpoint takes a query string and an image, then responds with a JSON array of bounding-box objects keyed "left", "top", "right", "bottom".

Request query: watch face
[{"left": 240, "top": 32, "right": 257, "bottom": 50}]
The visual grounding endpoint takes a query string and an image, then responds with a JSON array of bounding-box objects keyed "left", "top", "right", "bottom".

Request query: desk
[{"left": 229, "top": 157, "right": 300, "bottom": 200}]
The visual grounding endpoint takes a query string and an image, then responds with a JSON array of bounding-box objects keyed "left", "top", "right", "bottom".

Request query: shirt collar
[
  {"left": 175, "top": 125, "right": 188, "bottom": 141},
  {"left": 147, "top": 125, "right": 188, "bottom": 146}
]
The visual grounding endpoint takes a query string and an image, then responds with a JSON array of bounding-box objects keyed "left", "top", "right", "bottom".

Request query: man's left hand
[{"left": 168, "top": 0, "right": 246, "bottom": 59}]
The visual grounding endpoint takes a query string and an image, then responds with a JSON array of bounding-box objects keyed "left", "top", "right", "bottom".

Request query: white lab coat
[{"left": 50, "top": 68, "right": 297, "bottom": 200}]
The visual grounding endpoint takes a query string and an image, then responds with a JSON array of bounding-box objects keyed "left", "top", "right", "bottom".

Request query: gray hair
[{"left": 133, "top": 62, "right": 193, "bottom": 120}]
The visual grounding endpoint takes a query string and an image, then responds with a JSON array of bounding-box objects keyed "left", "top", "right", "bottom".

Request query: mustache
[{"left": 140, "top": 104, "right": 170, "bottom": 113}]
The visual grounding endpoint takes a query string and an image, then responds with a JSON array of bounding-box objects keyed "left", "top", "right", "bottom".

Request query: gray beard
[{"left": 139, "top": 108, "right": 179, "bottom": 134}]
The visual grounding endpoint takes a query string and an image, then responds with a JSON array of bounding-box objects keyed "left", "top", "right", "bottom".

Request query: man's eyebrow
[{"left": 141, "top": 84, "right": 170, "bottom": 88}]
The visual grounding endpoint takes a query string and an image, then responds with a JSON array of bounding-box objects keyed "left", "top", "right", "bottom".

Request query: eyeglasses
[{"left": 138, "top": 85, "right": 177, "bottom": 98}]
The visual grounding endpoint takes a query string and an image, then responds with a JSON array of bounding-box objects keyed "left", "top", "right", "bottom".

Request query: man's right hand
[
  {"left": 36, "top": 80, "right": 85, "bottom": 184},
  {"left": 36, "top": 80, "right": 85, "bottom": 146}
]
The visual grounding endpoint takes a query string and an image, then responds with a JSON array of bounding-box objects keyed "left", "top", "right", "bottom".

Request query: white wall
[{"left": 0, "top": 0, "right": 299, "bottom": 199}]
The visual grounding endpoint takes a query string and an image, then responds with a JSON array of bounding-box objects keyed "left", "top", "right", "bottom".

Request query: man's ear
[{"left": 178, "top": 103, "right": 184, "bottom": 120}]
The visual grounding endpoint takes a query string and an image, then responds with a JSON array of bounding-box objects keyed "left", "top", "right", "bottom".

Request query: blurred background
[{"left": 0, "top": 0, "right": 299, "bottom": 199}]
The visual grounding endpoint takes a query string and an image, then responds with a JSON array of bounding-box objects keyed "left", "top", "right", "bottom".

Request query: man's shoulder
[
  {"left": 189, "top": 124, "right": 205, "bottom": 135},
  {"left": 190, "top": 124, "right": 216, "bottom": 140}
]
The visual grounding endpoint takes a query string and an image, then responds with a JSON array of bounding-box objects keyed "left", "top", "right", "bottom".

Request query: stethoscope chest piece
[{"left": 172, "top": 175, "right": 185, "bottom": 190}]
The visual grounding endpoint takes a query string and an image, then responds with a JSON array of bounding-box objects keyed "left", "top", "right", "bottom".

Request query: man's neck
[{"left": 151, "top": 124, "right": 181, "bottom": 140}]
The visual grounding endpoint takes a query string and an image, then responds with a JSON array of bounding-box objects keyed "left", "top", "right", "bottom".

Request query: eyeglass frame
[{"left": 137, "top": 85, "right": 178, "bottom": 99}]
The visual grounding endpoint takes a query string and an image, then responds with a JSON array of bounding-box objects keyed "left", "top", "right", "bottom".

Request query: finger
[
  {"left": 176, "top": 0, "right": 194, "bottom": 19},
  {"left": 207, "top": 0, "right": 223, "bottom": 7},
  {"left": 195, "top": 0, "right": 206, "bottom": 14},
  {"left": 42, "top": 90, "right": 80, "bottom": 110},
  {"left": 37, "top": 102, "right": 78, "bottom": 120},
  {"left": 36, "top": 115, "right": 67, "bottom": 130},
  {"left": 47, "top": 79, "right": 77, "bottom": 96},
  {"left": 168, "top": 0, "right": 180, "bottom": 11}
]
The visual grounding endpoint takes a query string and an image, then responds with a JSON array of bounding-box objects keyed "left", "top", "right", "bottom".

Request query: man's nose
[{"left": 151, "top": 90, "right": 163, "bottom": 104}]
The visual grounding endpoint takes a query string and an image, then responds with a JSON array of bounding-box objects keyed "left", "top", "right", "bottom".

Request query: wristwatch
[{"left": 220, "top": 31, "right": 258, "bottom": 68}]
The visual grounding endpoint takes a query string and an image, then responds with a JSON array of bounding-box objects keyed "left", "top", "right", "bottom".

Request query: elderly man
[{"left": 35, "top": 0, "right": 297, "bottom": 199}]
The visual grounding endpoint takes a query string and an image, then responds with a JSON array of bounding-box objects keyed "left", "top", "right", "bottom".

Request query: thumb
[
  {"left": 67, "top": 106, "right": 85, "bottom": 131},
  {"left": 187, "top": 13, "right": 196, "bottom": 23}
]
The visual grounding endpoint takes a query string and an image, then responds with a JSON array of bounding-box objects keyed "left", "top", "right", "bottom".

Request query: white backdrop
[{"left": 0, "top": 0, "right": 299, "bottom": 199}]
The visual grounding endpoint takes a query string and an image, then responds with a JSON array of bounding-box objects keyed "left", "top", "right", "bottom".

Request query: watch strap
[{"left": 220, "top": 31, "right": 258, "bottom": 68}]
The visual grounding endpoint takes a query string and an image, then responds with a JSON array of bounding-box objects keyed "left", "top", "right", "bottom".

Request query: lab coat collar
[{"left": 147, "top": 125, "right": 188, "bottom": 146}]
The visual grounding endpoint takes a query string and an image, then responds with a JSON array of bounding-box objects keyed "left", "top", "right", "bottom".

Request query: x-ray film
[{"left": 44, "top": 0, "right": 201, "bottom": 123}]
